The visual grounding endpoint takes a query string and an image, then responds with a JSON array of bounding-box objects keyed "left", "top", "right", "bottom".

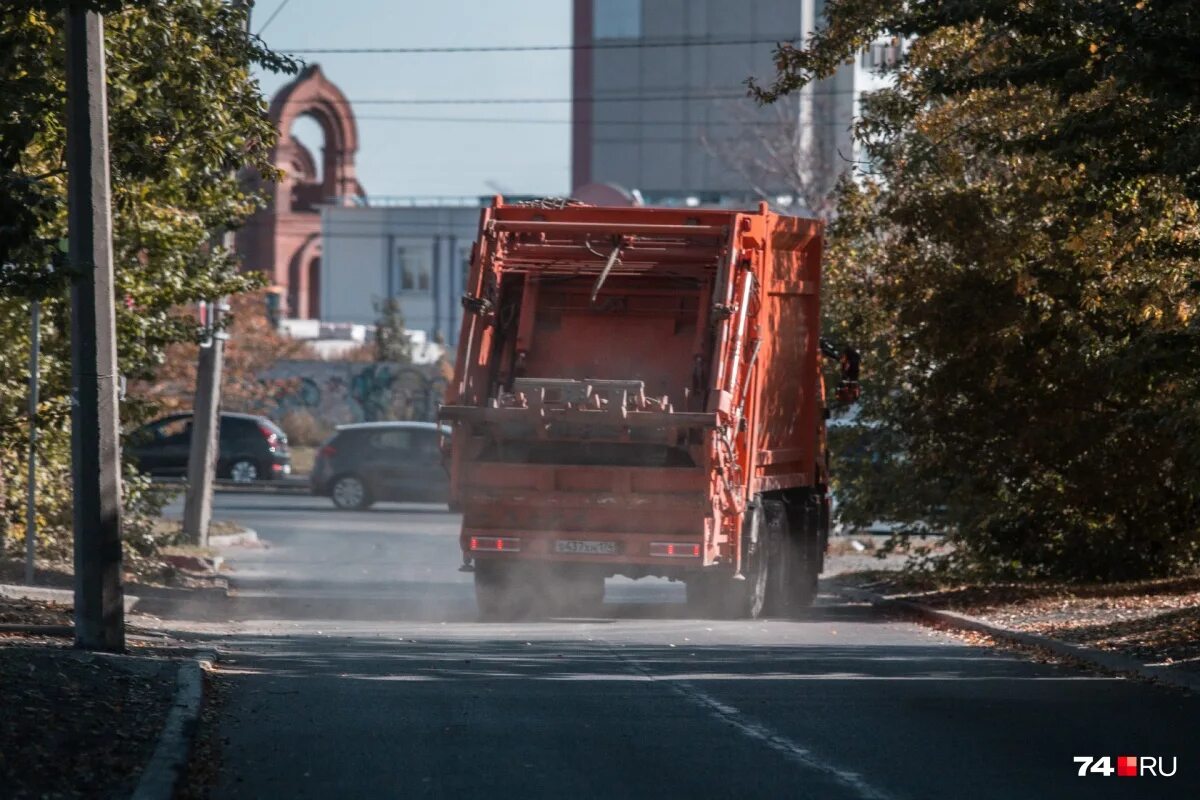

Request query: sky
[{"left": 251, "top": 0, "right": 573, "bottom": 199}]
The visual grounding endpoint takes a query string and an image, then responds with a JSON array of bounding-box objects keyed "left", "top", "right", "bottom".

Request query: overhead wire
[
  {"left": 279, "top": 87, "right": 861, "bottom": 107},
  {"left": 352, "top": 115, "right": 855, "bottom": 131},
  {"left": 262, "top": 32, "right": 865, "bottom": 206},
  {"left": 255, "top": 0, "right": 293, "bottom": 36},
  {"left": 280, "top": 36, "right": 799, "bottom": 55}
]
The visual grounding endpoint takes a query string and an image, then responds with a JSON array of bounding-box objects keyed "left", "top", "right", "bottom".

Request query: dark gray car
[
  {"left": 127, "top": 412, "right": 292, "bottom": 483},
  {"left": 310, "top": 421, "right": 450, "bottom": 509}
]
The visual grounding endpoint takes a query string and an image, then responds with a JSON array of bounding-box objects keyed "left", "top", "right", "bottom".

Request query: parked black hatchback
[
  {"left": 126, "top": 412, "right": 291, "bottom": 483},
  {"left": 311, "top": 421, "right": 449, "bottom": 509}
]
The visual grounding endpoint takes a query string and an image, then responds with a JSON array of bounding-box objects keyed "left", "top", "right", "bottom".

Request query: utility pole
[
  {"left": 66, "top": 6, "right": 124, "bottom": 652},
  {"left": 25, "top": 299, "right": 40, "bottom": 586},
  {"left": 182, "top": 0, "right": 252, "bottom": 545},
  {"left": 181, "top": 299, "right": 226, "bottom": 547}
]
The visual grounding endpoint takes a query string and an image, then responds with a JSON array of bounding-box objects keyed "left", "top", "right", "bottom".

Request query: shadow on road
[
  {"left": 142, "top": 574, "right": 889, "bottom": 627},
  {"left": 190, "top": 636, "right": 1055, "bottom": 683},
  {"left": 187, "top": 626, "right": 1200, "bottom": 800}
]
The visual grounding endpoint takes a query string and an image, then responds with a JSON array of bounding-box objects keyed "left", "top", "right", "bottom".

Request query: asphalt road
[{"left": 158, "top": 492, "right": 1200, "bottom": 799}]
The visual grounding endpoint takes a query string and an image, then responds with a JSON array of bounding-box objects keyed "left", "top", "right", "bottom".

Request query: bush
[
  {"left": 278, "top": 409, "right": 333, "bottom": 447},
  {"left": 777, "top": 9, "right": 1200, "bottom": 582},
  {"left": 1, "top": 424, "right": 173, "bottom": 572}
]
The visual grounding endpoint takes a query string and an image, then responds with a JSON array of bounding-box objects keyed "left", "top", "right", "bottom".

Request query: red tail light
[
  {"left": 258, "top": 424, "right": 279, "bottom": 446},
  {"left": 470, "top": 536, "right": 521, "bottom": 552},
  {"left": 650, "top": 542, "right": 702, "bottom": 558},
  {"left": 319, "top": 444, "right": 337, "bottom": 458}
]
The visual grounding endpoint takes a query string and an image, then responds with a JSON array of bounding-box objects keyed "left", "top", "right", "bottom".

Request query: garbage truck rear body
[{"left": 440, "top": 198, "right": 834, "bottom": 617}]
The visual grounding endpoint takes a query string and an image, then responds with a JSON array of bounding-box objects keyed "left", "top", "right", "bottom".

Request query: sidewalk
[
  {"left": 0, "top": 596, "right": 206, "bottom": 799},
  {"left": 828, "top": 568, "right": 1200, "bottom": 685}
]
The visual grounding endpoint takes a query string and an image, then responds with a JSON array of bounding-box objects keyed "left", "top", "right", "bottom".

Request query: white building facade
[{"left": 319, "top": 201, "right": 484, "bottom": 346}]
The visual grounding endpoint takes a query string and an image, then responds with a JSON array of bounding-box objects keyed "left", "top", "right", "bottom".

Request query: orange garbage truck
[{"left": 440, "top": 198, "right": 856, "bottom": 619}]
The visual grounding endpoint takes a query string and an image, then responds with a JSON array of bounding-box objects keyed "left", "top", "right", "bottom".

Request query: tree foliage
[
  {"left": 373, "top": 297, "right": 413, "bottom": 365},
  {"left": 752, "top": 0, "right": 1200, "bottom": 202},
  {"left": 757, "top": 1, "right": 1200, "bottom": 580},
  {"left": 133, "top": 291, "right": 314, "bottom": 417},
  {"left": 0, "top": 2, "right": 295, "bottom": 559}
]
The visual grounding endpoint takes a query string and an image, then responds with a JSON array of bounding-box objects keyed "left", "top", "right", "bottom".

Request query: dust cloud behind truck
[{"left": 440, "top": 198, "right": 848, "bottom": 619}]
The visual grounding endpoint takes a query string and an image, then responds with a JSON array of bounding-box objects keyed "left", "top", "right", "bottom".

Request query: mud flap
[
  {"left": 761, "top": 499, "right": 791, "bottom": 616},
  {"left": 775, "top": 492, "right": 824, "bottom": 615},
  {"left": 689, "top": 500, "right": 774, "bottom": 620}
]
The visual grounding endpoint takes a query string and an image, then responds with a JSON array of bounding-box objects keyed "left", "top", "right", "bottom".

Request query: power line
[
  {"left": 281, "top": 36, "right": 799, "bottom": 55},
  {"left": 300, "top": 93, "right": 747, "bottom": 106},
  {"left": 256, "top": 0, "right": 293, "bottom": 36},
  {"left": 354, "top": 114, "right": 854, "bottom": 127},
  {"left": 594, "top": 129, "right": 850, "bottom": 142},
  {"left": 354, "top": 115, "right": 568, "bottom": 125},
  {"left": 279, "top": 88, "right": 858, "bottom": 107},
  {"left": 352, "top": 115, "right": 855, "bottom": 131}
]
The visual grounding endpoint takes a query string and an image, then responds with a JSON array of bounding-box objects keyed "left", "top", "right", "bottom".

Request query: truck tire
[
  {"left": 694, "top": 501, "right": 774, "bottom": 619},
  {"left": 740, "top": 501, "right": 771, "bottom": 619}
]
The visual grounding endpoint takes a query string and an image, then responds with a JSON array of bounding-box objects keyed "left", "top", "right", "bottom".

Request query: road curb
[
  {"left": 833, "top": 585, "right": 1200, "bottom": 693},
  {"left": 0, "top": 583, "right": 139, "bottom": 613},
  {"left": 130, "top": 651, "right": 216, "bottom": 800},
  {"left": 215, "top": 481, "right": 309, "bottom": 495},
  {"left": 208, "top": 527, "right": 259, "bottom": 548},
  {"left": 155, "top": 477, "right": 309, "bottom": 495},
  {"left": 0, "top": 622, "right": 74, "bottom": 636}
]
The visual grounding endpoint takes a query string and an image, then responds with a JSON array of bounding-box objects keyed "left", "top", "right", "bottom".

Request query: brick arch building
[{"left": 237, "top": 65, "right": 365, "bottom": 319}]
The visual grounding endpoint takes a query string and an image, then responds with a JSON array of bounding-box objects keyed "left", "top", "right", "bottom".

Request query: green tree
[
  {"left": 0, "top": 1, "right": 296, "bottom": 561},
  {"left": 754, "top": 1, "right": 1200, "bottom": 580},
  {"left": 752, "top": 1, "right": 1200, "bottom": 201},
  {"left": 373, "top": 297, "right": 413, "bottom": 364},
  {"left": 133, "top": 291, "right": 314, "bottom": 416}
]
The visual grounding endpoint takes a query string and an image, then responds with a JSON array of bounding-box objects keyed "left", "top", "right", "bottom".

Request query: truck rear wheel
[
  {"left": 689, "top": 501, "right": 776, "bottom": 619},
  {"left": 737, "top": 500, "right": 777, "bottom": 619},
  {"left": 761, "top": 499, "right": 794, "bottom": 616},
  {"left": 774, "top": 492, "right": 826, "bottom": 615}
]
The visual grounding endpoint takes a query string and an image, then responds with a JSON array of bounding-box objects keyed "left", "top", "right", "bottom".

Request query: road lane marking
[
  {"left": 671, "top": 682, "right": 894, "bottom": 800},
  {"left": 607, "top": 643, "right": 896, "bottom": 800},
  {"left": 542, "top": 672, "right": 1101, "bottom": 682}
]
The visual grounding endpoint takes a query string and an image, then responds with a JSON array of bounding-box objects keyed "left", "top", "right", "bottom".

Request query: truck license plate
[{"left": 554, "top": 540, "right": 618, "bottom": 555}]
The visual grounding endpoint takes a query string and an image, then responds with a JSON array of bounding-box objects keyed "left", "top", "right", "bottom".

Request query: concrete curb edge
[
  {"left": 208, "top": 527, "right": 259, "bottom": 548},
  {"left": 213, "top": 481, "right": 309, "bottom": 495},
  {"left": 0, "top": 623, "right": 74, "bottom": 637},
  {"left": 154, "top": 477, "right": 309, "bottom": 495},
  {"left": 130, "top": 651, "right": 216, "bottom": 800},
  {"left": 0, "top": 583, "right": 139, "bottom": 613},
  {"left": 832, "top": 585, "right": 1200, "bottom": 693}
]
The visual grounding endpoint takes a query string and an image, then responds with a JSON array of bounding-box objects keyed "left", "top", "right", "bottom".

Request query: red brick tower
[{"left": 237, "top": 65, "right": 365, "bottom": 319}]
